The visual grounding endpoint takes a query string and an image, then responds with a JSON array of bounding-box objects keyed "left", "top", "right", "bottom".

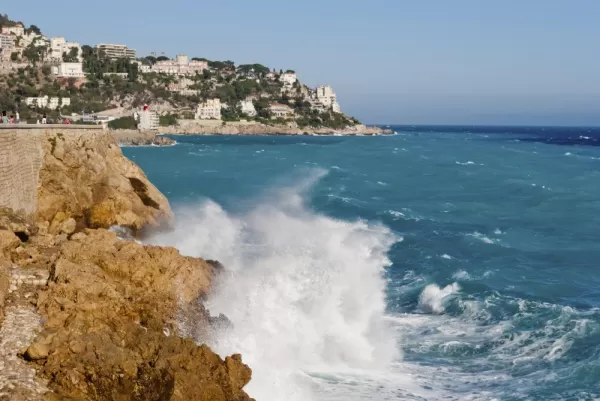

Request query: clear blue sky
[{"left": 3, "top": 0, "right": 600, "bottom": 125}]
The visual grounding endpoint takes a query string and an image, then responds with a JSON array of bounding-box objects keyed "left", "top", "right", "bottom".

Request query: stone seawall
[
  {"left": 0, "top": 126, "right": 108, "bottom": 221},
  {"left": 0, "top": 131, "right": 44, "bottom": 219}
]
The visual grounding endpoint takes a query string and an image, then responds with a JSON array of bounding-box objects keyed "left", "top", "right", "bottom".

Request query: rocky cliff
[
  {"left": 38, "top": 131, "right": 173, "bottom": 235},
  {"left": 0, "top": 128, "right": 253, "bottom": 400}
]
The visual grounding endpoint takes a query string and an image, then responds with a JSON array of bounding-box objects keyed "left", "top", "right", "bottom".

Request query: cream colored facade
[
  {"left": 270, "top": 103, "right": 294, "bottom": 118},
  {"left": 96, "top": 43, "right": 136, "bottom": 59},
  {"left": 50, "top": 37, "right": 82, "bottom": 61},
  {"left": 314, "top": 85, "right": 342, "bottom": 113},
  {"left": 1, "top": 24, "right": 24, "bottom": 37},
  {"left": 195, "top": 99, "right": 222, "bottom": 120},
  {"left": 240, "top": 100, "right": 257, "bottom": 117},
  {"left": 52, "top": 62, "right": 85, "bottom": 78},
  {"left": 280, "top": 72, "right": 297, "bottom": 87},
  {"left": 152, "top": 54, "right": 208, "bottom": 76},
  {"left": 0, "top": 34, "right": 15, "bottom": 56}
]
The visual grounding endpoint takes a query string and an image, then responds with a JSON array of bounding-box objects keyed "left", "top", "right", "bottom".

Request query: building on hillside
[
  {"left": 139, "top": 64, "right": 151, "bottom": 73},
  {"left": 102, "top": 72, "right": 129, "bottom": 79},
  {"left": 52, "top": 62, "right": 85, "bottom": 78},
  {"left": 280, "top": 72, "right": 297, "bottom": 87},
  {"left": 50, "top": 37, "right": 82, "bottom": 61},
  {"left": 0, "top": 34, "right": 15, "bottom": 57},
  {"left": 20, "top": 32, "right": 48, "bottom": 48},
  {"left": 270, "top": 103, "right": 294, "bottom": 118},
  {"left": 195, "top": 99, "right": 221, "bottom": 120},
  {"left": 152, "top": 54, "right": 208, "bottom": 76},
  {"left": 137, "top": 110, "right": 159, "bottom": 130},
  {"left": 314, "top": 85, "right": 342, "bottom": 113},
  {"left": 167, "top": 77, "right": 194, "bottom": 92},
  {"left": 239, "top": 100, "right": 257, "bottom": 117},
  {"left": 1, "top": 23, "right": 25, "bottom": 37},
  {"left": 96, "top": 43, "right": 136, "bottom": 59},
  {"left": 265, "top": 71, "right": 276, "bottom": 81},
  {"left": 25, "top": 96, "right": 70, "bottom": 109}
]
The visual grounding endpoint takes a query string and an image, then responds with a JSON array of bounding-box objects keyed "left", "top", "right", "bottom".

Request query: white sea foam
[
  {"left": 455, "top": 161, "right": 476, "bottom": 166},
  {"left": 468, "top": 232, "right": 499, "bottom": 244},
  {"left": 441, "top": 254, "right": 453, "bottom": 260},
  {"left": 150, "top": 169, "right": 402, "bottom": 401},
  {"left": 418, "top": 283, "right": 460, "bottom": 314}
]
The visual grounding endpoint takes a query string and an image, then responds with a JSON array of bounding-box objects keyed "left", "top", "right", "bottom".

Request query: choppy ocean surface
[{"left": 123, "top": 125, "right": 600, "bottom": 401}]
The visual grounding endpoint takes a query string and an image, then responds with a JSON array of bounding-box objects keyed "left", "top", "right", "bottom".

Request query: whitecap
[
  {"left": 418, "top": 283, "right": 460, "bottom": 315},
  {"left": 441, "top": 254, "right": 453, "bottom": 260},
  {"left": 467, "top": 232, "right": 499, "bottom": 245},
  {"left": 452, "top": 270, "right": 470, "bottom": 280}
]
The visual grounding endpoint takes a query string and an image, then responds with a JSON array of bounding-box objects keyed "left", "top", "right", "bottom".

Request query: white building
[
  {"left": 280, "top": 72, "right": 297, "bottom": 87},
  {"left": 195, "top": 99, "right": 221, "bottom": 120},
  {"left": 50, "top": 37, "right": 82, "bottom": 61},
  {"left": 314, "top": 85, "right": 342, "bottom": 113},
  {"left": 0, "top": 34, "right": 15, "bottom": 56},
  {"left": 20, "top": 31, "right": 48, "bottom": 48},
  {"left": 96, "top": 43, "right": 136, "bottom": 59},
  {"left": 152, "top": 54, "right": 208, "bottom": 76},
  {"left": 139, "top": 64, "right": 151, "bottom": 73},
  {"left": 52, "top": 62, "right": 85, "bottom": 78},
  {"left": 138, "top": 110, "right": 159, "bottom": 130},
  {"left": 1, "top": 24, "right": 25, "bottom": 37},
  {"left": 239, "top": 100, "right": 257, "bottom": 117},
  {"left": 25, "top": 96, "right": 70, "bottom": 109},
  {"left": 270, "top": 103, "right": 294, "bottom": 118}
]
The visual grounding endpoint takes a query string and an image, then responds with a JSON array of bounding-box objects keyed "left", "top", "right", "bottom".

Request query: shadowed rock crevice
[{"left": 129, "top": 177, "right": 161, "bottom": 210}]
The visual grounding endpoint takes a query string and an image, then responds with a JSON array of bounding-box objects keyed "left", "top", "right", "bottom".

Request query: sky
[{"left": 3, "top": 0, "right": 600, "bottom": 125}]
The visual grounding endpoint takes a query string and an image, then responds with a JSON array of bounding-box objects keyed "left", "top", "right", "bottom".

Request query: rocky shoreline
[
  {"left": 0, "top": 130, "right": 253, "bottom": 400},
  {"left": 158, "top": 121, "right": 393, "bottom": 136},
  {"left": 111, "top": 130, "right": 177, "bottom": 147}
]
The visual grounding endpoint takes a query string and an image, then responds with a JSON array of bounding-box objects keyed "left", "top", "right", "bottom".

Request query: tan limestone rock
[{"left": 37, "top": 132, "right": 173, "bottom": 235}]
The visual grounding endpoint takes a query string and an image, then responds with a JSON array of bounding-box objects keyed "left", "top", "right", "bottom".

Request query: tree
[
  {"left": 144, "top": 56, "right": 157, "bottom": 65},
  {"left": 10, "top": 52, "right": 18, "bottom": 62},
  {"left": 81, "top": 45, "right": 94, "bottom": 58},
  {"left": 63, "top": 47, "right": 79, "bottom": 62},
  {"left": 156, "top": 56, "right": 169, "bottom": 61},
  {"left": 27, "top": 24, "right": 42, "bottom": 35},
  {"left": 191, "top": 57, "right": 208, "bottom": 62}
]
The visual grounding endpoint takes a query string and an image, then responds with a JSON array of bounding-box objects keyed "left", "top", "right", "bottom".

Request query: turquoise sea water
[{"left": 124, "top": 126, "right": 600, "bottom": 401}]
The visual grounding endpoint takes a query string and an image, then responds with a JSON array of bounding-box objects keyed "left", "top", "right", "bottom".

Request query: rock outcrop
[
  {"left": 28, "top": 229, "right": 253, "bottom": 401},
  {"left": 37, "top": 132, "right": 173, "bottom": 234}
]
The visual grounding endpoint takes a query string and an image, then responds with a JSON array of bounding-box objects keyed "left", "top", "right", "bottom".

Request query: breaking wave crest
[{"left": 150, "top": 169, "right": 401, "bottom": 401}]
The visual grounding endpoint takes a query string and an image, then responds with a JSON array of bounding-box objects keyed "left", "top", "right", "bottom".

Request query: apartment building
[
  {"left": 96, "top": 43, "right": 136, "bottom": 59},
  {"left": 314, "top": 85, "right": 342, "bottom": 113},
  {"left": 195, "top": 99, "right": 222, "bottom": 120}
]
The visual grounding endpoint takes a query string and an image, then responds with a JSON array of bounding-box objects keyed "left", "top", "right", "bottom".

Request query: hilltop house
[
  {"left": 280, "top": 72, "right": 297, "bottom": 87},
  {"left": 1, "top": 23, "right": 24, "bottom": 37},
  {"left": 152, "top": 54, "right": 207, "bottom": 76},
  {"left": 50, "top": 37, "right": 82, "bottom": 61},
  {"left": 195, "top": 99, "right": 222, "bottom": 120}
]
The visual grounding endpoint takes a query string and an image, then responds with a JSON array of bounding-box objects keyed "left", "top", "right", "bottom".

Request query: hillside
[{"left": 0, "top": 13, "right": 362, "bottom": 130}]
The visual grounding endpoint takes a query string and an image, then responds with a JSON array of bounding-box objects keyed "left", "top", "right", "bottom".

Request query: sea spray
[{"left": 149, "top": 170, "right": 401, "bottom": 400}]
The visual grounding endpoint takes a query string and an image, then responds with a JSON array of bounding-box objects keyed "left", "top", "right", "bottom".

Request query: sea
[{"left": 123, "top": 125, "right": 600, "bottom": 401}]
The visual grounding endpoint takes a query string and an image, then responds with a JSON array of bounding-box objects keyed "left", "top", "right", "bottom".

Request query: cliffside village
[{"left": 0, "top": 22, "right": 345, "bottom": 130}]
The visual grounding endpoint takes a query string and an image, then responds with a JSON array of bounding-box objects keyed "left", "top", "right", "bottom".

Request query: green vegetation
[
  {"left": 159, "top": 114, "right": 178, "bottom": 126},
  {"left": 108, "top": 116, "right": 137, "bottom": 130}
]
